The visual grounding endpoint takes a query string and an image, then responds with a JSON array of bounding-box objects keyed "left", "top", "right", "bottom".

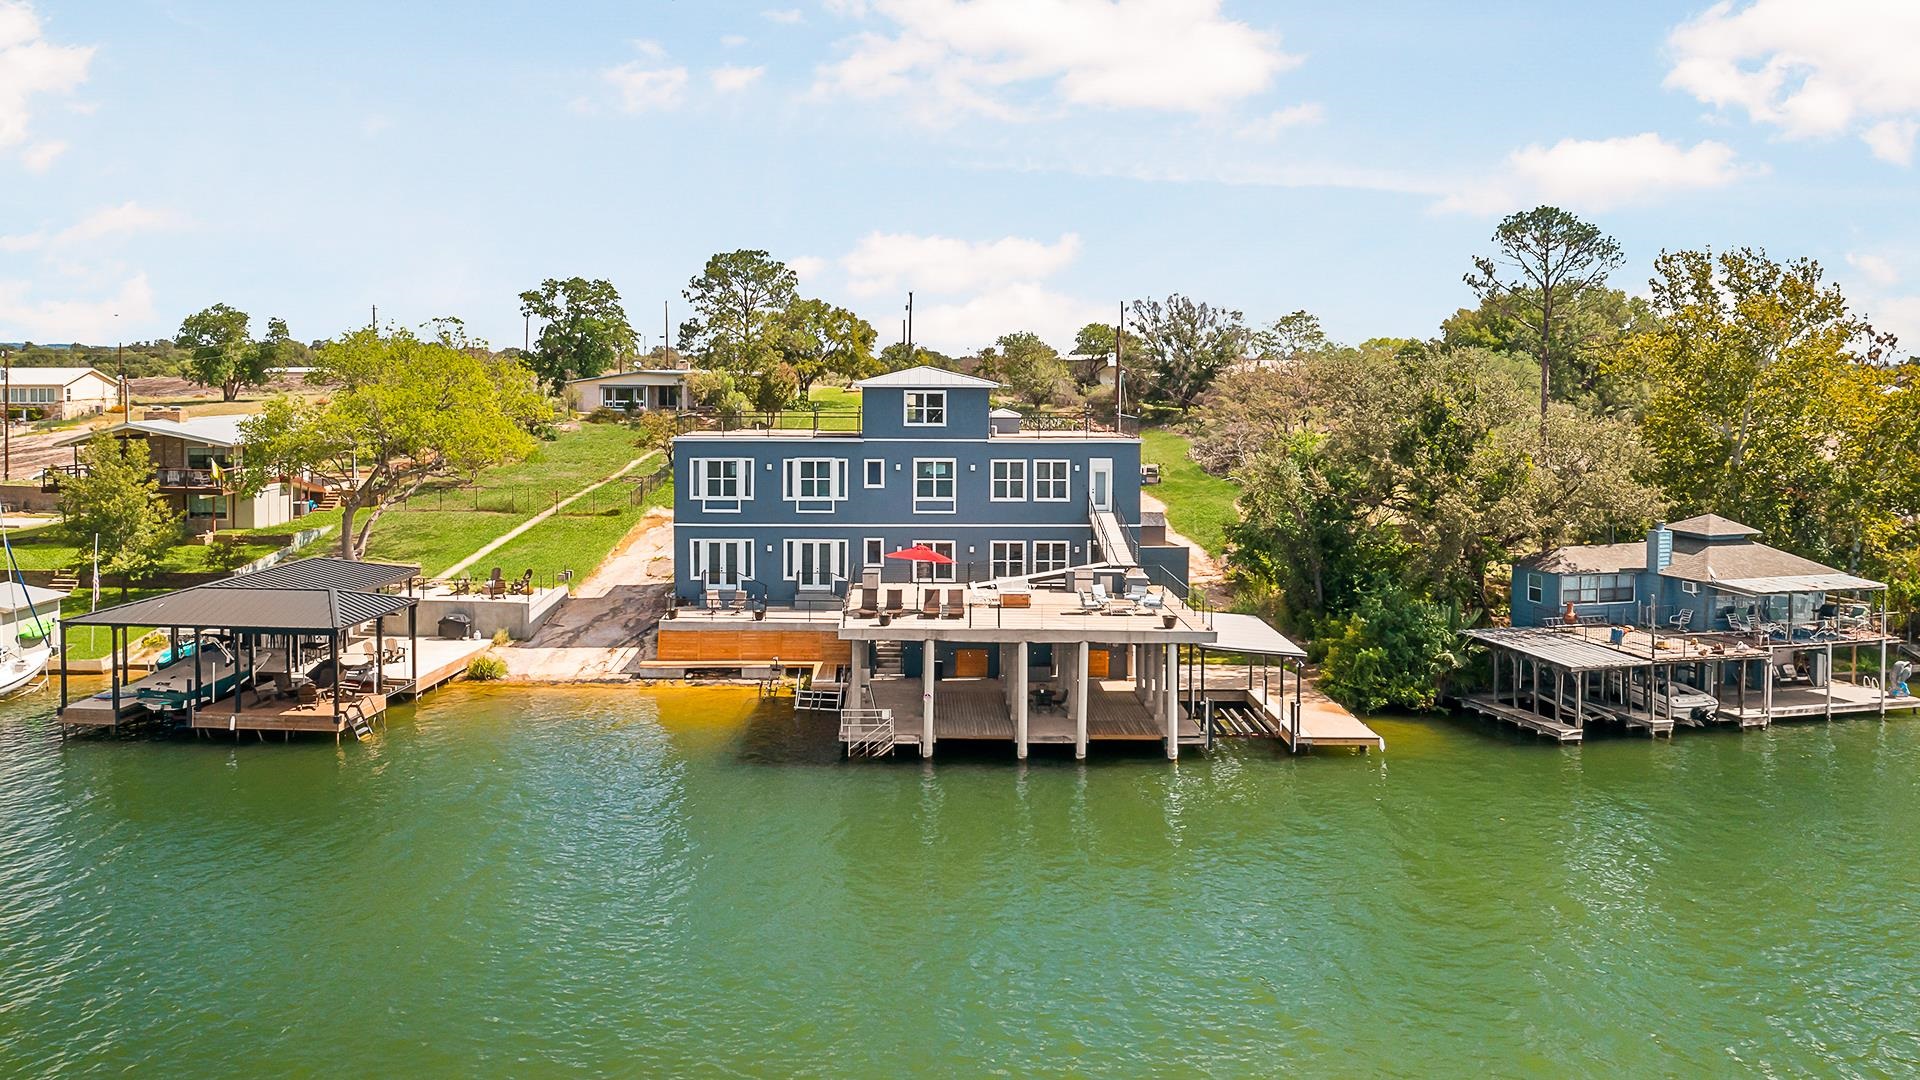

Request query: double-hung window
[
  {"left": 1033, "top": 460, "right": 1070, "bottom": 502},
  {"left": 990, "top": 460, "right": 1026, "bottom": 501},
  {"left": 913, "top": 458, "right": 956, "bottom": 512},
  {"left": 692, "top": 458, "right": 752, "bottom": 510},
  {"left": 784, "top": 457, "right": 846, "bottom": 511},
  {"left": 991, "top": 541, "right": 1026, "bottom": 579},
  {"left": 1525, "top": 574, "right": 1543, "bottom": 605},
  {"left": 1566, "top": 573, "right": 1633, "bottom": 604},
  {"left": 904, "top": 390, "right": 946, "bottom": 427},
  {"left": 864, "top": 458, "right": 886, "bottom": 489},
  {"left": 862, "top": 538, "right": 885, "bottom": 568},
  {"left": 1032, "top": 540, "right": 1070, "bottom": 574}
]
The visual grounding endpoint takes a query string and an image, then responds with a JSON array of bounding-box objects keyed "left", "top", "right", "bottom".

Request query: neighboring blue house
[
  {"left": 671, "top": 366, "right": 1187, "bottom": 606},
  {"left": 1511, "top": 514, "right": 1882, "bottom": 632}
]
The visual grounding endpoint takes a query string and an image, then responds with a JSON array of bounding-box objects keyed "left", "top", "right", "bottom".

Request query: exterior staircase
[
  {"left": 872, "top": 641, "right": 904, "bottom": 676},
  {"left": 49, "top": 568, "right": 80, "bottom": 592},
  {"left": 313, "top": 490, "right": 343, "bottom": 512},
  {"left": 838, "top": 709, "right": 896, "bottom": 757}
]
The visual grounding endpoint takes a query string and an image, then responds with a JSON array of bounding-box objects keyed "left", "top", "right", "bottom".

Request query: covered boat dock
[
  {"left": 1198, "top": 613, "right": 1383, "bottom": 752},
  {"left": 58, "top": 558, "right": 427, "bottom": 741}
]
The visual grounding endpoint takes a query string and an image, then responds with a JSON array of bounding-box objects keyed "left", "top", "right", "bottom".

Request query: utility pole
[
  {"left": 2, "top": 347, "right": 9, "bottom": 481},
  {"left": 524, "top": 313, "right": 530, "bottom": 353},
  {"left": 905, "top": 291, "right": 914, "bottom": 356},
  {"left": 1115, "top": 301, "right": 1125, "bottom": 435},
  {"left": 371, "top": 304, "right": 378, "bottom": 330}
]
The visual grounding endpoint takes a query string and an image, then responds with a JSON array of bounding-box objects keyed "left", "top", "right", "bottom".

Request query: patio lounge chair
[
  {"left": 1668, "top": 609, "right": 1693, "bottom": 631},
  {"left": 1139, "top": 588, "right": 1165, "bottom": 610},
  {"left": 1078, "top": 589, "right": 1102, "bottom": 613},
  {"left": 854, "top": 586, "right": 878, "bottom": 619},
  {"left": 508, "top": 568, "right": 533, "bottom": 596},
  {"left": 921, "top": 590, "right": 941, "bottom": 618},
  {"left": 942, "top": 588, "right": 966, "bottom": 618},
  {"left": 450, "top": 576, "right": 472, "bottom": 597},
  {"left": 883, "top": 587, "right": 905, "bottom": 615}
]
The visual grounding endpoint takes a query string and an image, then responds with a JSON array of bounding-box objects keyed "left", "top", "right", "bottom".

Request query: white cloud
[
  {"left": 1437, "top": 133, "right": 1755, "bottom": 214},
  {"left": 813, "top": 0, "right": 1297, "bottom": 121},
  {"left": 1666, "top": 0, "right": 1920, "bottom": 163},
  {"left": 763, "top": 8, "right": 804, "bottom": 23},
  {"left": 1, "top": 200, "right": 183, "bottom": 253},
  {"left": 19, "top": 136, "right": 62, "bottom": 170},
  {"left": 721, "top": 34, "right": 749, "bottom": 47},
  {"left": 0, "top": 272, "right": 153, "bottom": 343},
  {"left": 841, "top": 231, "right": 1082, "bottom": 296},
  {"left": 906, "top": 282, "right": 1108, "bottom": 354},
  {"left": 605, "top": 62, "right": 689, "bottom": 112},
  {"left": 1236, "top": 102, "right": 1324, "bottom": 140},
  {"left": 1847, "top": 252, "right": 1900, "bottom": 288},
  {"left": 0, "top": 1, "right": 94, "bottom": 164},
  {"left": 790, "top": 255, "right": 827, "bottom": 284},
  {"left": 709, "top": 65, "right": 766, "bottom": 93},
  {"left": 1862, "top": 118, "right": 1918, "bottom": 165},
  {"left": 629, "top": 38, "right": 668, "bottom": 60}
]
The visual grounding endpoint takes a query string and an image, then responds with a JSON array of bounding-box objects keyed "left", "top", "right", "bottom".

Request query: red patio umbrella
[{"left": 884, "top": 544, "right": 953, "bottom": 565}]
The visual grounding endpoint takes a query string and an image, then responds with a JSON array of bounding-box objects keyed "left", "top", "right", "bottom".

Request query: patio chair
[
  {"left": 297, "top": 682, "right": 319, "bottom": 706},
  {"left": 450, "top": 576, "right": 472, "bottom": 597},
  {"left": 883, "top": 587, "right": 905, "bottom": 615},
  {"left": 1668, "top": 609, "right": 1693, "bottom": 632},
  {"left": 1139, "top": 588, "right": 1166, "bottom": 610},
  {"left": 704, "top": 587, "right": 724, "bottom": 613},
  {"left": 942, "top": 588, "right": 966, "bottom": 619},
  {"left": 920, "top": 590, "right": 941, "bottom": 618},
  {"left": 484, "top": 567, "right": 506, "bottom": 598},
  {"left": 509, "top": 568, "right": 533, "bottom": 596},
  {"left": 1723, "top": 611, "right": 1748, "bottom": 633},
  {"left": 854, "top": 585, "right": 878, "bottom": 619},
  {"left": 1077, "top": 589, "right": 1102, "bottom": 613}
]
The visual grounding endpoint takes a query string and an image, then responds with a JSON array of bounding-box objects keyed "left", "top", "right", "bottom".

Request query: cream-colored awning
[{"left": 1207, "top": 613, "right": 1306, "bottom": 658}]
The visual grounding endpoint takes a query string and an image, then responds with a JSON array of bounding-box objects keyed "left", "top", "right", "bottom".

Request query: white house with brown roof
[{"left": 5, "top": 366, "right": 119, "bottom": 419}]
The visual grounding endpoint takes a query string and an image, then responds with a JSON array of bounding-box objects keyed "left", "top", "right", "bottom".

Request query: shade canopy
[
  {"left": 65, "top": 585, "right": 413, "bottom": 633},
  {"left": 885, "top": 545, "right": 954, "bottom": 565},
  {"left": 1207, "top": 612, "right": 1307, "bottom": 659}
]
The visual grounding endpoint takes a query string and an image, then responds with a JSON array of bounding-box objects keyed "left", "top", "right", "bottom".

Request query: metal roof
[
  {"left": 55, "top": 415, "right": 248, "bottom": 449},
  {"left": 214, "top": 556, "right": 417, "bottom": 592},
  {"left": 65, "top": 585, "right": 414, "bottom": 632},
  {"left": 1207, "top": 612, "right": 1306, "bottom": 658},
  {"left": 3, "top": 366, "right": 114, "bottom": 387},
  {"left": 854, "top": 365, "right": 1000, "bottom": 390},
  {"left": 1461, "top": 626, "right": 1656, "bottom": 672},
  {"left": 1710, "top": 573, "right": 1885, "bottom": 596},
  {"left": 0, "top": 581, "right": 68, "bottom": 613}
]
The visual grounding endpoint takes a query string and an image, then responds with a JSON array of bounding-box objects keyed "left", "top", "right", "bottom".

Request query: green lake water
[{"left": 2, "top": 684, "right": 1917, "bottom": 1076}]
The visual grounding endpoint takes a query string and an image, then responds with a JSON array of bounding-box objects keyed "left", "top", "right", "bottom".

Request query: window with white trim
[
  {"left": 1033, "top": 459, "right": 1070, "bottom": 502},
  {"left": 1032, "top": 540, "right": 1070, "bottom": 574},
  {"left": 1565, "top": 573, "right": 1633, "bottom": 604},
  {"left": 783, "top": 457, "right": 846, "bottom": 509},
  {"left": 689, "top": 539, "right": 752, "bottom": 586},
  {"left": 990, "top": 460, "right": 1026, "bottom": 501},
  {"left": 691, "top": 458, "right": 752, "bottom": 506},
  {"left": 913, "top": 458, "right": 956, "bottom": 512},
  {"left": 864, "top": 458, "right": 885, "bottom": 488},
  {"left": 912, "top": 539, "right": 957, "bottom": 582},
  {"left": 990, "top": 540, "right": 1026, "bottom": 579},
  {"left": 904, "top": 390, "right": 946, "bottom": 426},
  {"left": 1525, "top": 573, "right": 1543, "bottom": 605},
  {"left": 8, "top": 387, "right": 57, "bottom": 404},
  {"left": 862, "top": 537, "right": 884, "bottom": 568}
]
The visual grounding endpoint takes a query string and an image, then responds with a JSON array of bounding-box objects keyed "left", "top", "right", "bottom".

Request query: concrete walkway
[
  {"left": 440, "top": 451, "right": 659, "bottom": 579},
  {"left": 501, "top": 507, "right": 675, "bottom": 682}
]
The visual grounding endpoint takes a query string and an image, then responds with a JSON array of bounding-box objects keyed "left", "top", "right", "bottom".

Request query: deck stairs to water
[
  {"left": 343, "top": 700, "right": 374, "bottom": 741},
  {"left": 839, "top": 708, "right": 896, "bottom": 757},
  {"left": 794, "top": 684, "right": 844, "bottom": 711},
  {"left": 872, "top": 641, "right": 904, "bottom": 676},
  {"left": 1210, "top": 702, "right": 1282, "bottom": 737}
]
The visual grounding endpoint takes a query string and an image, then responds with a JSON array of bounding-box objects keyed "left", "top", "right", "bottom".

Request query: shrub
[
  {"left": 466, "top": 654, "right": 507, "bottom": 681},
  {"left": 1318, "top": 588, "right": 1461, "bottom": 713},
  {"left": 584, "top": 405, "right": 625, "bottom": 424},
  {"left": 491, "top": 627, "right": 512, "bottom": 646}
]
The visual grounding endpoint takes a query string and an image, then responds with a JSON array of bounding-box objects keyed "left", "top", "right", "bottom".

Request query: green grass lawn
[
  {"left": 479, "top": 477, "right": 674, "bottom": 588},
  {"left": 1139, "top": 427, "right": 1239, "bottom": 558},
  {"left": 808, "top": 385, "right": 861, "bottom": 410}
]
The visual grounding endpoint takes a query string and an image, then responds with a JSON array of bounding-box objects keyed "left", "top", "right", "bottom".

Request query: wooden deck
[
  {"left": 1459, "top": 695, "right": 1584, "bottom": 742},
  {"left": 189, "top": 692, "right": 389, "bottom": 737},
  {"left": 1715, "top": 681, "right": 1920, "bottom": 723},
  {"left": 1246, "top": 685, "right": 1384, "bottom": 751},
  {"left": 866, "top": 676, "right": 1203, "bottom": 745}
]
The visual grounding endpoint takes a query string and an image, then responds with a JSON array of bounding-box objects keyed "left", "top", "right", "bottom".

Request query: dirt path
[
  {"left": 501, "top": 507, "right": 675, "bottom": 682},
  {"left": 1140, "top": 491, "right": 1232, "bottom": 606}
]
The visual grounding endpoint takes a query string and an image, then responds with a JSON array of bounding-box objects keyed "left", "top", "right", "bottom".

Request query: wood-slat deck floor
[{"left": 866, "top": 676, "right": 1201, "bottom": 744}]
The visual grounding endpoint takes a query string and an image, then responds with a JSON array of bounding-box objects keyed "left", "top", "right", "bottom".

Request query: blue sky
[{"left": 4, "top": 0, "right": 1919, "bottom": 356}]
